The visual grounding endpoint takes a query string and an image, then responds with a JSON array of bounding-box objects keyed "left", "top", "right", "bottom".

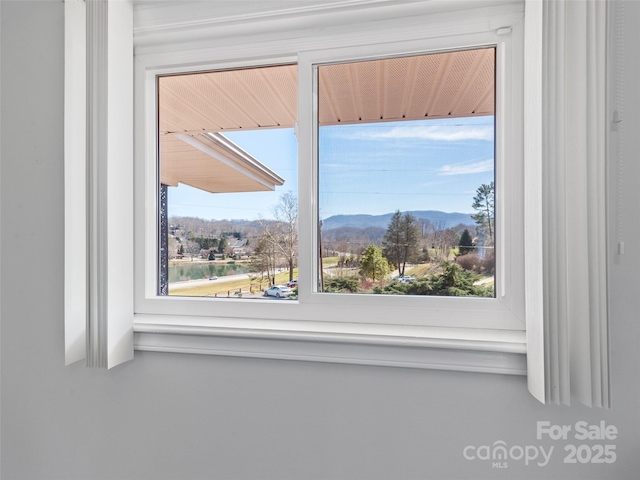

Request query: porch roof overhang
[
  {"left": 158, "top": 47, "right": 495, "bottom": 194},
  {"left": 160, "top": 132, "right": 285, "bottom": 193}
]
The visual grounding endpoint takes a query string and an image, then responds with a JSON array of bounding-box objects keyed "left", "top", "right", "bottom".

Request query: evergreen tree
[
  {"left": 217, "top": 237, "right": 228, "bottom": 254},
  {"left": 382, "top": 211, "right": 421, "bottom": 275},
  {"left": 359, "top": 244, "right": 390, "bottom": 282},
  {"left": 471, "top": 182, "right": 495, "bottom": 245},
  {"left": 458, "top": 229, "right": 473, "bottom": 255},
  {"left": 373, "top": 262, "right": 493, "bottom": 297}
]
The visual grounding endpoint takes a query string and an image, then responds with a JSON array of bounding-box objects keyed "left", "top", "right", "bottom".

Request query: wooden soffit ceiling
[
  {"left": 160, "top": 132, "right": 285, "bottom": 193},
  {"left": 158, "top": 47, "right": 494, "bottom": 193}
]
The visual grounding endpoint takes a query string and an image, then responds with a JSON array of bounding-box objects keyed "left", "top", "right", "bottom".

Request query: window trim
[
  {"left": 64, "top": 0, "right": 134, "bottom": 368},
  {"left": 128, "top": 5, "right": 528, "bottom": 376},
  {"left": 133, "top": 316, "right": 526, "bottom": 376},
  {"left": 64, "top": 0, "right": 87, "bottom": 366},
  {"left": 136, "top": 25, "right": 525, "bottom": 326}
]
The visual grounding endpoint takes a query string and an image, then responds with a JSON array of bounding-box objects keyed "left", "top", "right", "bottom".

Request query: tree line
[
  {"left": 168, "top": 181, "right": 495, "bottom": 294},
  {"left": 342, "top": 182, "right": 495, "bottom": 296}
]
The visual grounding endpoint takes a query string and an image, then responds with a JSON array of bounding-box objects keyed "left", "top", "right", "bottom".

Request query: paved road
[
  {"left": 169, "top": 273, "right": 295, "bottom": 300},
  {"left": 169, "top": 272, "right": 257, "bottom": 291}
]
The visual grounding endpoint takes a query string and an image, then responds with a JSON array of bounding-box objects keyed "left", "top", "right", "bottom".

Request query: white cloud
[
  {"left": 438, "top": 158, "right": 494, "bottom": 176},
  {"left": 341, "top": 125, "right": 494, "bottom": 142}
]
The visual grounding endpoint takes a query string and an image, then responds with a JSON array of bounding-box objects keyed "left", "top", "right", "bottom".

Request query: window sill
[{"left": 133, "top": 315, "right": 526, "bottom": 375}]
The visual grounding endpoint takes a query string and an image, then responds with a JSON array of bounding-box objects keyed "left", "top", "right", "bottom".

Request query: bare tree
[
  {"left": 251, "top": 234, "right": 279, "bottom": 286},
  {"left": 419, "top": 218, "right": 433, "bottom": 238},
  {"left": 430, "top": 220, "right": 457, "bottom": 261},
  {"left": 183, "top": 239, "right": 201, "bottom": 261},
  {"left": 258, "top": 192, "right": 298, "bottom": 282},
  {"left": 336, "top": 239, "right": 351, "bottom": 276},
  {"left": 168, "top": 235, "right": 179, "bottom": 259}
]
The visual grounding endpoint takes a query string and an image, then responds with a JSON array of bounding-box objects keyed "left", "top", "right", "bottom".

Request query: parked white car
[
  {"left": 264, "top": 285, "right": 292, "bottom": 298},
  {"left": 397, "top": 275, "right": 416, "bottom": 284}
]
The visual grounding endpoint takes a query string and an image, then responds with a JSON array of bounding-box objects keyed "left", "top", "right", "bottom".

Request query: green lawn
[{"left": 169, "top": 269, "right": 298, "bottom": 297}]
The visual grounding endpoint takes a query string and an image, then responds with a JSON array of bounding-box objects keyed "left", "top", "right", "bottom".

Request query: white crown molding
[
  {"left": 134, "top": 7, "right": 524, "bottom": 62},
  {"left": 134, "top": 0, "right": 400, "bottom": 33},
  {"left": 133, "top": 0, "right": 523, "bottom": 50}
]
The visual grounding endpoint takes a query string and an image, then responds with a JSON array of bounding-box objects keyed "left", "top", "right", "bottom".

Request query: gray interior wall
[{"left": 1, "top": 2, "right": 638, "bottom": 479}]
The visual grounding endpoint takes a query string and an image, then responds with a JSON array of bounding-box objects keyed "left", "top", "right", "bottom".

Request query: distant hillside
[
  {"left": 322, "top": 211, "right": 475, "bottom": 230},
  {"left": 321, "top": 226, "right": 387, "bottom": 245}
]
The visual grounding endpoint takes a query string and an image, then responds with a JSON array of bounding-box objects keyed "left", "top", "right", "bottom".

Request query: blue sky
[{"left": 167, "top": 116, "right": 494, "bottom": 220}]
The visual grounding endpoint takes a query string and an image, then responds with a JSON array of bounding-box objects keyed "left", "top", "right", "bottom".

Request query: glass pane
[
  {"left": 317, "top": 48, "right": 495, "bottom": 297},
  {"left": 157, "top": 65, "right": 298, "bottom": 299}
]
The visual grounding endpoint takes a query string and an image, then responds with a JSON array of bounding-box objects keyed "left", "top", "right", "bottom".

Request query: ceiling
[
  {"left": 318, "top": 48, "right": 495, "bottom": 125},
  {"left": 158, "top": 47, "right": 495, "bottom": 193},
  {"left": 159, "top": 64, "right": 298, "bottom": 134}
]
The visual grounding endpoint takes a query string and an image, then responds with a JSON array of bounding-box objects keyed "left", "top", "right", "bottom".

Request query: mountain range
[{"left": 321, "top": 211, "right": 475, "bottom": 231}]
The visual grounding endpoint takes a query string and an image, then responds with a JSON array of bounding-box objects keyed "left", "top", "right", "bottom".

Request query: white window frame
[
  {"left": 128, "top": 4, "right": 529, "bottom": 377},
  {"left": 297, "top": 39, "right": 523, "bottom": 329},
  {"left": 138, "top": 36, "right": 523, "bottom": 328}
]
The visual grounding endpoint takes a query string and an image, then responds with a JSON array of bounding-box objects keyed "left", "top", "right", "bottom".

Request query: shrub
[
  {"left": 455, "top": 252, "right": 495, "bottom": 275},
  {"left": 456, "top": 253, "right": 483, "bottom": 273},
  {"left": 324, "top": 277, "right": 362, "bottom": 293},
  {"left": 373, "top": 281, "right": 410, "bottom": 295},
  {"left": 481, "top": 251, "right": 495, "bottom": 275}
]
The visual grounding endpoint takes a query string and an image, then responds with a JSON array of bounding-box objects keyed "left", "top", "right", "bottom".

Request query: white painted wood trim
[
  {"left": 133, "top": 320, "right": 526, "bottom": 376},
  {"left": 106, "top": 0, "right": 135, "bottom": 369},
  {"left": 133, "top": 0, "right": 436, "bottom": 37},
  {"left": 134, "top": 5, "right": 524, "bottom": 61},
  {"left": 523, "top": 0, "right": 545, "bottom": 403},
  {"left": 535, "top": 0, "right": 610, "bottom": 407},
  {"left": 133, "top": 1, "right": 525, "bottom": 54},
  {"left": 64, "top": 0, "right": 88, "bottom": 366},
  {"left": 134, "top": 314, "right": 526, "bottom": 348},
  {"left": 563, "top": 0, "right": 609, "bottom": 408},
  {"left": 85, "top": 0, "right": 135, "bottom": 369}
]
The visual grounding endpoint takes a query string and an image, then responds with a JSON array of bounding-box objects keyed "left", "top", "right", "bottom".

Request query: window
[
  {"left": 156, "top": 49, "right": 500, "bottom": 301},
  {"left": 156, "top": 65, "right": 298, "bottom": 299},
  {"left": 136, "top": 18, "right": 525, "bottom": 335},
  {"left": 316, "top": 49, "right": 496, "bottom": 298}
]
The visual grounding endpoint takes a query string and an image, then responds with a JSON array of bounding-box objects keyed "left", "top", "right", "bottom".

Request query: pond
[{"left": 169, "top": 262, "right": 249, "bottom": 283}]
